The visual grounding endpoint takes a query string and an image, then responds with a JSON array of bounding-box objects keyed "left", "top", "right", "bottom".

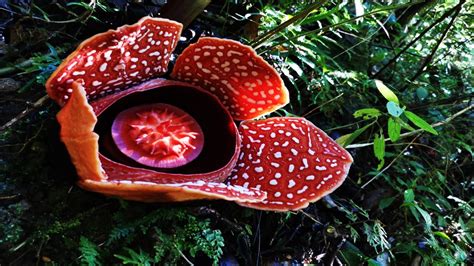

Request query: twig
[
  {"left": 332, "top": 14, "right": 392, "bottom": 60},
  {"left": 297, "top": 210, "right": 323, "bottom": 225},
  {"left": 402, "top": 1, "right": 464, "bottom": 90},
  {"left": 361, "top": 134, "right": 421, "bottom": 189},
  {"left": 302, "top": 93, "right": 344, "bottom": 118},
  {"left": 371, "top": 1, "right": 462, "bottom": 78},
  {"left": 251, "top": 1, "right": 327, "bottom": 48},
  {"left": 263, "top": 2, "right": 423, "bottom": 52},
  {"left": 0, "top": 194, "right": 20, "bottom": 200},
  {"left": 409, "top": 92, "right": 474, "bottom": 111},
  {"left": 255, "top": 211, "right": 262, "bottom": 266},
  {"left": 0, "top": 95, "right": 50, "bottom": 132},
  {"left": 346, "top": 104, "right": 474, "bottom": 149},
  {"left": 174, "top": 244, "right": 194, "bottom": 265}
]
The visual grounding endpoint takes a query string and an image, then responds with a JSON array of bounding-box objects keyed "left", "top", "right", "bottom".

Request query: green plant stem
[
  {"left": 346, "top": 104, "right": 474, "bottom": 149},
  {"left": 361, "top": 134, "right": 421, "bottom": 189},
  {"left": 302, "top": 93, "right": 344, "bottom": 117}
]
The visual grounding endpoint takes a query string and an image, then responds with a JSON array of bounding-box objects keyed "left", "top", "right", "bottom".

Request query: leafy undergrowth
[{"left": 1, "top": 1, "right": 473, "bottom": 265}]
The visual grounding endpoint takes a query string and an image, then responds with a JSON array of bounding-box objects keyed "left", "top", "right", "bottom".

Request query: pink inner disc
[{"left": 111, "top": 103, "right": 204, "bottom": 168}]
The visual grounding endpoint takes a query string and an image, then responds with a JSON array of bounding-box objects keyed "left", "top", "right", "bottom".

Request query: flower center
[{"left": 111, "top": 103, "right": 204, "bottom": 168}]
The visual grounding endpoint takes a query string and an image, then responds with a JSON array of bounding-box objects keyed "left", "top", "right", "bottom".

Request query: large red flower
[{"left": 46, "top": 17, "right": 352, "bottom": 211}]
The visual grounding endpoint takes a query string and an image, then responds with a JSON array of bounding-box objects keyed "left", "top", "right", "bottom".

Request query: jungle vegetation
[{"left": 0, "top": 0, "right": 473, "bottom": 265}]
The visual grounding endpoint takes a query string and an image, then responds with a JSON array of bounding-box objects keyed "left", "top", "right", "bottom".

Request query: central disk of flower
[{"left": 111, "top": 103, "right": 204, "bottom": 168}]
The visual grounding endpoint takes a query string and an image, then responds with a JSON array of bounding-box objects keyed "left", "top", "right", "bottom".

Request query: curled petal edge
[
  {"left": 57, "top": 81, "right": 105, "bottom": 181},
  {"left": 79, "top": 180, "right": 267, "bottom": 203}
]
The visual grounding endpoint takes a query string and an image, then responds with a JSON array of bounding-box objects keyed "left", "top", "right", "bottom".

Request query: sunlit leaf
[
  {"left": 374, "top": 80, "right": 399, "bottom": 104},
  {"left": 336, "top": 123, "right": 372, "bottom": 147},
  {"left": 404, "top": 111, "right": 438, "bottom": 135},
  {"left": 387, "top": 118, "right": 401, "bottom": 142},
  {"left": 434, "top": 231, "right": 451, "bottom": 241},
  {"left": 415, "top": 205, "right": 432, "bottom": 229},
  {"left": 373, "top": 132, "right": 385, "bottom": 169},
  {"left": 404, "top": 189, "right": 415, "bottom": 204},
  {"left": 354, "top": 108, "right": 381, "bottom": 119}
]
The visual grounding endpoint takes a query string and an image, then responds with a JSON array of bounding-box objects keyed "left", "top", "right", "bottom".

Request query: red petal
[
  {"left": 46, "top": 17, "right": 182, "bottom": 105},
  {"left": 229, "top": 117, "right": 353, "bottom": 211},
  {"left": 56, "top": 81, "right": 105, "bottom": 181},
  {"left": 171, "top": 37, "right": 289, "bottom": 120},
  {"left": 79, "top": 180, "right": 266, "bottom": 203}
]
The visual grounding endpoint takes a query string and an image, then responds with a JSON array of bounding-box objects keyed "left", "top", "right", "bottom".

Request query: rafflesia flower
[{"left": 46, "top": 17, "right": 353, "bottom": 211}]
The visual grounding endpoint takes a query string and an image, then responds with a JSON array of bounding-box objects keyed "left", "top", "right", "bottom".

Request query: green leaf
[
  {"left": 379, "top": 197, "right": 396, "bottom": 210},
  {"left": 368, "top": 259, "right": 383, "bottom": 266},
  {"left": 398, "top": 118, "right": 416, "bottom": 131},
  {"left": 404, "top": 189, "right": 415, "bottom": 204},
  {"left": 434, "top": 231, "right": 452, "bottom": 241},
  {"left": 354, "top": 108, "right": 381, "bottom": 120},
  {"left": 79, "top": 236, "right": 101, "bottom": 266},
  {"left": 336, "top": 123, "right": 372, "bottom": 147},
  {"left": 404, "top": 111, "right": 438, "bottom": 135},
  {"left": 387, "top": 118, "right": 401, "bottom": 142},
  {"left": 386, "top": 101, "right": 404, "bottom": 117},
  {"left": 373, "top": 133, "right": 385, "bottom": 169},
  {"left": 415, "top": 205, "right": 432, "bottom": 229},
  {"left": 374, "top": 79, "right": 399, "bottom": 104},
  {"left": 457, "top": 141, "right": 473, "bottom": 157},
  {"left": 339, "top": 241, "right": 367, "bottom": 265}
]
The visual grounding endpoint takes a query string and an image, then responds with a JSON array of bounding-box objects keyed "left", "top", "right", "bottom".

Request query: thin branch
[
  {"left": 174, "top": 244, "right": 194, "bottom": 265},
  {"left": 0, "top": 95, "right": 50, "bottom": 132},
  {"left": 346, "top": 104, "right": 474, "bottom": 149},
  {"left": 409, "top": 92, "right": 474, "bottom": 111},
  {"left": 332, "top": 14, "right": 392, "bottom": 60},
  {"left": 262, "top": 1, "right": 423, "bottom": 52},
  {"left": 302, "top": 93, "right": 344, "bottom": 117},
  {"left": 251, "top": 1, "right": 327, "bottom": 48},
  {"left": 361, "top": 134, "right": 421, "bottom": 189},
  {"left": 371, "top": 1, "right": 463, "bottom": 78},
  {"left": 402, "top": 1, "right": 464, "bottom": 89}
]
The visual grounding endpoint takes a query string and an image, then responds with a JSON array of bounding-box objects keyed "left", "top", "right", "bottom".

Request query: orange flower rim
[{"left": 46, "top": 17, "right": 353, "bottom": 211}]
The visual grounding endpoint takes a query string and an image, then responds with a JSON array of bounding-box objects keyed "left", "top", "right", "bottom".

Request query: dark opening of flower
[
  {"left": 46, "top": 17, "right": 353, "bottom": 211},
  {"left": 94, "top": 80, "right": 239, "bottom": 177}
]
